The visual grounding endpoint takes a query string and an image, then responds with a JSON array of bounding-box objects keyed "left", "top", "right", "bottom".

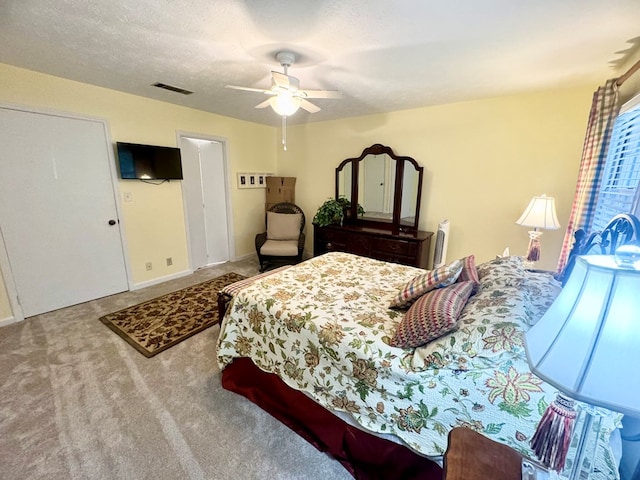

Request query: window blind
[{"left": 591, "top": 99, "right": 640, "bottom": 232}]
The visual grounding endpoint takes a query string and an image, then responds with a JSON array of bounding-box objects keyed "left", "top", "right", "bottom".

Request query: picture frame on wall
[
  {"left": 237, "top": 173, "right": 248, "bottom": 188},
  {"left": 237, "top": 172, "right": 270, "bottom": 189}
]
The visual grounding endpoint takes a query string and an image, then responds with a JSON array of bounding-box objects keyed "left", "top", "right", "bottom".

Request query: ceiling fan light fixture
[{"left": 269, "top": 92, "right": 301, "bottom": 116}]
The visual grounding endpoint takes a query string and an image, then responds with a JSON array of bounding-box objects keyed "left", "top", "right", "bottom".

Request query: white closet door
[
  {"left": 180, "top": 138, "right": 229, "bottom": 269},
  {"left": 200, "top": 141, "right": 229, "bottom": 264},
  {"left": 180, "top": 138, "right": 208, "bottom": 269},
  {"left": 0, "top": 108, "right": 128, "bottom": 317}
]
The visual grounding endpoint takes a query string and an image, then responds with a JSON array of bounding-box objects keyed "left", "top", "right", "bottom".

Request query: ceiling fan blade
[
  {"left": 225, "top": 84, "right": 272, "bottom": 94},
  {"left": 271, "top": 71, "right": 300, "bottom": 91},
  {"left": 255, "top": 99, "right": 271, "bottom": 109},
  {"left": 300, "top": 89, "right": 342, "bottom": 99},
  {"left": 300, "top": 99, "right": 321, "bottom": 113}
]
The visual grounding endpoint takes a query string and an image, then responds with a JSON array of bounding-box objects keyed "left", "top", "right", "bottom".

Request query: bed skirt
[{"left": 221, "top": 357, "right": 443, "bottom": 480}]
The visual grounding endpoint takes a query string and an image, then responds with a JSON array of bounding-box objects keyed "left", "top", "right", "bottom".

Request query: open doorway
[{"left": 179, "top": 133, "right": 234, "bottom": 270}]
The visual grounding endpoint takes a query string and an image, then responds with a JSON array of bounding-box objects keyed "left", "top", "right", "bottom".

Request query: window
[{"left": 591, "top": 96, "right": 640, "bottom": 232}]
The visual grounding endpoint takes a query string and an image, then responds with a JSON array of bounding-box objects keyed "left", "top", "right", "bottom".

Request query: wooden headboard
[{"left": 561, "top": 213, "right": 640, "bottom": 284}]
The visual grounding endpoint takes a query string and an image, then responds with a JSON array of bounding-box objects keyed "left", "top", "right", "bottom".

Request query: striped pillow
[
  {"left": 389, "top": 259, "right": 463, "bottom": 308},
  {"left": 390, "top": 281, "right": 475, "bottom": 348},
  {"left": 457, "top": 254, "right": 480, "bottom": 291}
]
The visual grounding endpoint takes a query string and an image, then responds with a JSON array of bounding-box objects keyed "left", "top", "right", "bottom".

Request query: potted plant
[{"left": 313, "top": 197, "right": 365, "bottom": 227}]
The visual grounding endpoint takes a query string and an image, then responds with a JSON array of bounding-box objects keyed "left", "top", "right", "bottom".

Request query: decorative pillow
[
  {"left": 266, "top": 212, "right": 302, "bottom": 240},
  {"left": 389, "top": 259, "right": 463, "bottom": 308},
  {"left": 456, "top": 254, "right": 480, "bottom": 294},
  {"left": 477, "top": 255, "right": 526, "bottom": 288},
  {"left": 390, "top": 281, "right": 475, "bottom": 348},
  {"left": 457, "top": 255, "right": 480, "bottom": 284}
]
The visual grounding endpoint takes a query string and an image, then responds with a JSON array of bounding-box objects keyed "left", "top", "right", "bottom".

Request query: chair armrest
[
  {"left": 298, "top": 232, "right": 306, "bottom": 251},
  {"left": 255, "top": 232, "right": 267, "bottom": 250}
]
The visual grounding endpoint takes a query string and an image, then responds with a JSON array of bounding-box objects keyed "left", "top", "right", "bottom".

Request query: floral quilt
[{"left": 216, "top": 252, "right": 620, "bottom": 479}]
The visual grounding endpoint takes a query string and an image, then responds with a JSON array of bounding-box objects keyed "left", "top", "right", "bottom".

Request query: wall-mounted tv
[{"left": 116, "top": 142, "right": 183, "bottom": 180}]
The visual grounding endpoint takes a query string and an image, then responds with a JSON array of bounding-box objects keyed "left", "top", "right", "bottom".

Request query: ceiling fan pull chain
[{"left": 282, "top": 115, "right": 287, "bottom": 151}]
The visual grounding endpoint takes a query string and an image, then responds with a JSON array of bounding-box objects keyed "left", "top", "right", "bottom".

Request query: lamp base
[
  {"left": 522, "top": 457, "right": 556, "bottom": 479},
  {"left": 562, "top": 405, "right": 603, "bottom": 480},
  {"left": 526, "top": 230, "right": 544, "bottom": 262}
]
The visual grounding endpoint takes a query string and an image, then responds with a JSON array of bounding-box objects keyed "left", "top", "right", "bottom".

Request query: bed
[{"left": 216, "top": 215, "right": 639, "bottom": 479}]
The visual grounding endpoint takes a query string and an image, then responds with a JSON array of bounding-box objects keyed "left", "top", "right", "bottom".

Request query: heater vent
[
  {"left": 152, "top": 83, "right": 193, "bottom": 95},
  {"left": 433, "top": 219, "right": 450, "bottom": 268}
]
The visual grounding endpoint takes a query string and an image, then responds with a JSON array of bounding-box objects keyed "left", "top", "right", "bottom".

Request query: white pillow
[{"left": 266, "top": 212, "right": 302, "bottom": 240}]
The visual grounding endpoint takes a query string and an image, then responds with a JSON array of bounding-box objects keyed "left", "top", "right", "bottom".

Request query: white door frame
[
  {"left": 0, "top": 102, "right": 133, "bottom": 323},
  {"left": 176, "top": 131, "right": 235, "bottom": 269}
]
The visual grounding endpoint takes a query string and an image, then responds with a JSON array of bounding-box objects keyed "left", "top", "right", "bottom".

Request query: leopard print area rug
[{"left": 99, "top": 272, "right": 246, "bottom": 357}]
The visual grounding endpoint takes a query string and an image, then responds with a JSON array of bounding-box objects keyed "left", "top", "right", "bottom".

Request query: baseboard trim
[
  {"left": 0, "top": 315, "right": 17, "bottom": 327},
  {"left": 233, "top": 252, "right": 256, "bottom": 262},
  {"left": 131, "top": 269, "right": 192, "bottom": 291}
]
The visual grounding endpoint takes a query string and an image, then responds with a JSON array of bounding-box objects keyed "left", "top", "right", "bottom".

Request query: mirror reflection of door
[
  {"left": 360, "top": 154, "right": 395, "bottom": 220},
  {"left": 362, "top": 154, "right": 384, "bottom": 214}
]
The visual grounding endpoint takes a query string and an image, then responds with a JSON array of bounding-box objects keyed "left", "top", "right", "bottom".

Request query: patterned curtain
[{"left": 556, "top": 79, "right": 621, "bottom": 272}]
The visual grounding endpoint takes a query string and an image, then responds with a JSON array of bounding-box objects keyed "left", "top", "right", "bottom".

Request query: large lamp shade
[
  {"left": 525, "top": 255, "right": 640, "bottom": 417},
  {"left": 516, "top": 194, "right": 560, "bottom": 230}
]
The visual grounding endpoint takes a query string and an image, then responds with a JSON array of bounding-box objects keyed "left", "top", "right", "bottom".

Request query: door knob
[{"left": 108, "top": 219, "right": 117, "bottom": 226}]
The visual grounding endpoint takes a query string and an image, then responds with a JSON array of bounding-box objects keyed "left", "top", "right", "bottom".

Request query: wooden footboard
[{"left": 217, "top": 291, "right": 233, "bottom": 322}]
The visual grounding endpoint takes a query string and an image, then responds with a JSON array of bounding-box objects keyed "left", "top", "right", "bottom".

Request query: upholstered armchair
[{"left": 255, "top": 203, "right": 306, "bottom": 272}]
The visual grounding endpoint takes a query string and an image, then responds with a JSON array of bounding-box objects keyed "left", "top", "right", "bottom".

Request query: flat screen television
[{"left": 116, "top": 142, "right": 183, "bottom": 180}]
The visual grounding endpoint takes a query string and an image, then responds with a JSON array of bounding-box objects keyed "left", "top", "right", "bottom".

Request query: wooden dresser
[{"left": 313, "top": 224, "right": 433, "bottom": 269}]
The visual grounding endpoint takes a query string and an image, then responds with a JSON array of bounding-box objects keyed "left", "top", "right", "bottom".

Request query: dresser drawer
[
  {"left": 373, "top": 237, "right": 417, "bottom": 257},
  {"left": 314, "top": 224, "right": 432, "bottom": 269},
  {"left": 347, "top": 232, "right": 371, "bottom": 256},
  {"left": 373, "top": 252, "right": 415, "bottom": 266},
  {"left": 321, "top": 228, "right": 348, "bottom": 244}
]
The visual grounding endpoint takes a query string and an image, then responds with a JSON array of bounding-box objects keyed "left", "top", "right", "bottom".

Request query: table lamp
[
  {"left": 525, "top": 254, "right": 640, "bottom": 478},
  {"left": 516, "top": 194, "right": 560, "bottom": 263}
]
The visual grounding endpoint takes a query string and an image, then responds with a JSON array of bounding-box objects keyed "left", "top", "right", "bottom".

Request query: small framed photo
[
  {"left": 237, "top": 173, "right": 248, "bottom": 189},
  {"left": 250, "top": 175, "right": 256, "bottom": 185},
  {"left": 259, "top": 175, "right": 264, "bottom": 186}
]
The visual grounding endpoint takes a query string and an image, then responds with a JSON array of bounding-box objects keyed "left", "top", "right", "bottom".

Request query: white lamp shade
[
  {"left": 269, "top": 93, "right": 301, "bottom": 116},
  {"left": 516, "top": 194, "right": 560, "bottom": 230},
  {"left": 525, "top": 255, "right": 640, "bottom": 417}
]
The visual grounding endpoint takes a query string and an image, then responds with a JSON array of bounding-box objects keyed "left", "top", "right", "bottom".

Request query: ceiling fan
[{"left": 225, "top": 51, "right": 342, "bottom": 117}]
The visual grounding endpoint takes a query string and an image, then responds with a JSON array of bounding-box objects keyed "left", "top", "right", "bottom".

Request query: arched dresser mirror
[
  {"left": 315, "top": 144, "right": 433, "bottom": 268},
  {"left": 336, "top": 144, "right": 423, "bottom": 232}
]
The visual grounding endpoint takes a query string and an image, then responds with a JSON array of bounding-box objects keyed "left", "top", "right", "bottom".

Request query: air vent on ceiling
[{"left": 152, "top": 83, "right": 193, "bottom": 95}]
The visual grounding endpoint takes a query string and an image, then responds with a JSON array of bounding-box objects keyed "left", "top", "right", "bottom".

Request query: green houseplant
[{"left": 313, "top": 197, "right": 365, "bottom": 227}]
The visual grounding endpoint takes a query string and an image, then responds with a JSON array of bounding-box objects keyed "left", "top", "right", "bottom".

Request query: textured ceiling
[{"left": 1, "top": 0, "right": 639, "bottom": 126}]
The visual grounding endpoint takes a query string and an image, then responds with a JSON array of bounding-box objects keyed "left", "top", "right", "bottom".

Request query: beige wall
[
  {"left": 618, "top": 45, "right": 640, "bottom": 105},
  {"left": 279, "top": 86, "right": 598, "bottom": 272},
  {"left": 0, "top": 63, "right": 277, "bottom": 321},
  {"left": 2, "top": 58, "right": 638, "bottom": 322}
]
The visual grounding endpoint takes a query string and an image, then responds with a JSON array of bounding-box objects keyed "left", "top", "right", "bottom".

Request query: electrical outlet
[
  {"left": 166, "top": 257, "right": 173, "bottom": 266},
  {"left": 145, "top": 262, "right": 152, "bottom": 271}
]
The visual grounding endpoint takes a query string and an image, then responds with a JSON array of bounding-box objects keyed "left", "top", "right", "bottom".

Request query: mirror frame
[{"left": 335, "top": 144, "right": 423, "bottom": 233}]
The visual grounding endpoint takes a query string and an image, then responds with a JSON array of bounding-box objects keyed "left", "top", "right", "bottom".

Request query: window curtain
[{"left": 557, "top": 79, "right": 621, "bottom": 272}]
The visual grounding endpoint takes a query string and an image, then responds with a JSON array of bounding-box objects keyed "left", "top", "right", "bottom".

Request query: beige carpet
[
  {"left": 0, "top": 257, "right": 350, "bottom": 480},
  {"left": 99, "top": 272, "right": 246, "bottom": 357}
]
